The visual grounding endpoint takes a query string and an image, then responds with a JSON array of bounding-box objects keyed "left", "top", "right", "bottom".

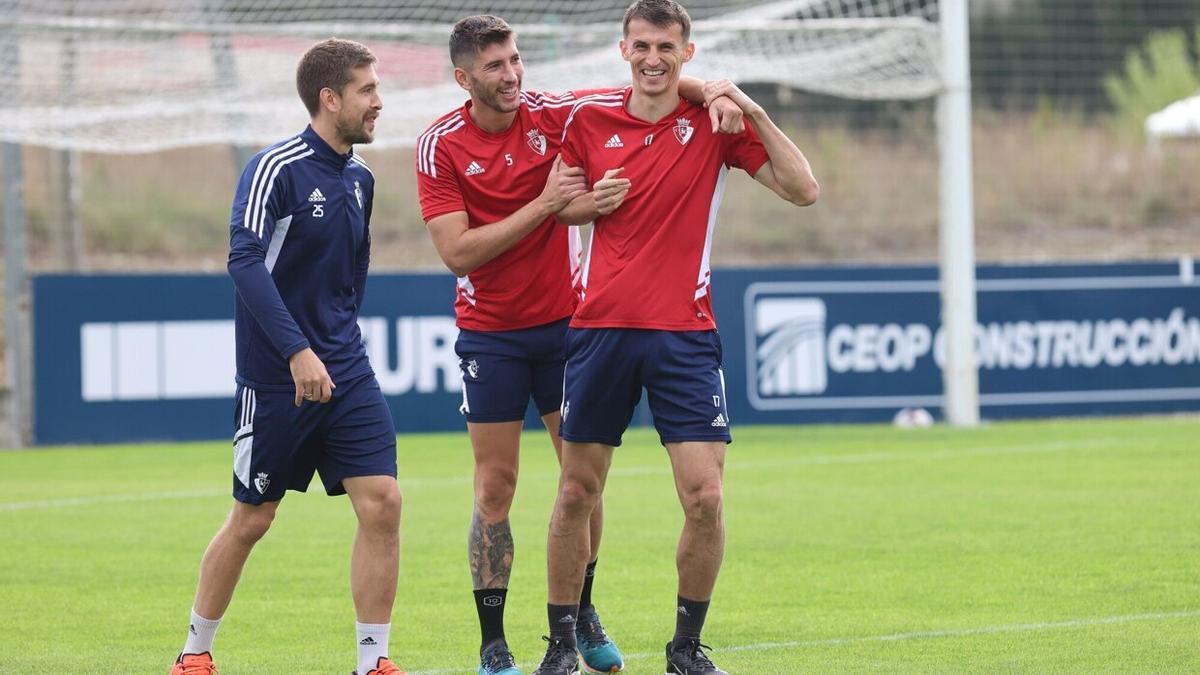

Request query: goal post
[
  {"left": 937, "top": 0, "right": 980, "bottom": 427},
  {"left": 0, "top": 0, "right": 980, "bottom": 441}
]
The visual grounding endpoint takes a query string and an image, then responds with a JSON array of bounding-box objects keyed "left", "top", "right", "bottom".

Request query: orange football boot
[
  {"left": 170, "top": 652, "right": 218, "bottom": 675},
  {"left": 353, "top": 656, "right": 407, "bottom": 675}
]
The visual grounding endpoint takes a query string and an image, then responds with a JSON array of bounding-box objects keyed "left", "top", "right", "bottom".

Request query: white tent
[{"left": 1146, "top": 93, "right": 1200, "bottom": 139}]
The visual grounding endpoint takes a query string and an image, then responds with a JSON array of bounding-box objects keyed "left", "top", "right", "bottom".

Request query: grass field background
[{"left": 1, "top": 417, "right": 1197, "bottom": 674}]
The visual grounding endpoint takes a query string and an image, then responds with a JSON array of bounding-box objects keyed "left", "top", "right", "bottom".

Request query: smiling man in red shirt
[{"left": 532, "top": 2, "right": 819, "bottom": 674}]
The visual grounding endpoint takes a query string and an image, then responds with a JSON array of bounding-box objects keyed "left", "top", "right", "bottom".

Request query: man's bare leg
[
  {"left": 467, "top": 419, "right": 522, "bottom": 661},
  {"left": 175, "top": 499, "right": 280, "bottom": 669},
  {"left": 344, "top": 475, "right": 403, "bottom": 674},
  {"left": 665, "top": 440, "right": 726, "bottom": 654},
  {"left": 544, "top": 440, "right": 613, "bottom": 657}
]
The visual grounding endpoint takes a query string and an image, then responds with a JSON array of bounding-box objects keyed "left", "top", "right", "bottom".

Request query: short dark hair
[
  {"left": 623, "top": 0, "right": 692, "bottom": 43},
  {"left": 449, "top": 15, "right": 516, "bottom": 69},
  {"left": 296, "top": 38, "right": 377, "bottom": 116}
]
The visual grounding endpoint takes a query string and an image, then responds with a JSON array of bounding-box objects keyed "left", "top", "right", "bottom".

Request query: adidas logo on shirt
[
  {"left": 711, "top": 413, "right": 727, "bottom": 428},
  {"left": 465, "top": 161, "right": 486, "bottom": 176},
  {"left": 307, "top": 187, "right": 325, "bottom": 202},
  {"left": 604, "top": 134, "right": 624, "bottom": 148}
]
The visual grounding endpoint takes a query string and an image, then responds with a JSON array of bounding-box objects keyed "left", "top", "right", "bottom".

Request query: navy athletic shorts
[
  {"left": 231, "top": 372, "right": 396, "bottom": 504},
  {"left": 559, "top": 328, "right": 731, "bottom": 447},
  {"left": 454, "top": 317, "right": 569, "bottom": 423}
]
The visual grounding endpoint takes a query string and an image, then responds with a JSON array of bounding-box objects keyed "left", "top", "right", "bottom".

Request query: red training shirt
[
  {"left": 417, "top": 90, "right": 614, "bottom": 331},
  {"left": 559, "top": 87, "right": 770, "bottom": 331}
]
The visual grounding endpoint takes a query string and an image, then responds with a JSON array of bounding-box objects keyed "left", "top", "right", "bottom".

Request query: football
[{"left": 892, "top": 407, "right": 935, "bottom": 428}]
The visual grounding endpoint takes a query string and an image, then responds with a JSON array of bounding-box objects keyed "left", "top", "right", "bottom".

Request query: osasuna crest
[
  {"left": 673, "top": 118, "right": 694, "bottom": 145},
  {"left": 354, "top": 180, "right": 364, "bottom": 209},
  {"left": 526, "top": 128, "right": 547, "bottom": 156},
  {"left": 254, "top": 472, "right": 271, "bottom": 494}
]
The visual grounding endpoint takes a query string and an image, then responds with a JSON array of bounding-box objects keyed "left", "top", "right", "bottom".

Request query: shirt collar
[{"left": 301, "top": 125, "right": 353, "bottom": 168}]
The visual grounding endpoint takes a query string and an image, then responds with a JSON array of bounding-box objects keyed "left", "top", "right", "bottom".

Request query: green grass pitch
[{"left": 1, "top": 417, "right": 1197, "bottom": 673}]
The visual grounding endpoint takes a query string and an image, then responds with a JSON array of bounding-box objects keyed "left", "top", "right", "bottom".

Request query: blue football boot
[{"left": 574, "top": 607, "right": 623, "bottom": 673}]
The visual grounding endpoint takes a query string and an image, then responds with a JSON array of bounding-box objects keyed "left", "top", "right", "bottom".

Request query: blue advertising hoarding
[
  {"left": 718, "top": 261, "right": 1200, "bottom": 424},
  {"left": 33, "top": 261, "right": 1200, "bottom": 444}
]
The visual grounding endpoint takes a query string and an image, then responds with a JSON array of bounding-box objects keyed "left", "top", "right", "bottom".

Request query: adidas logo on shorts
[{"left": 711, "top": 413, "right": 727, "bottom": 428}]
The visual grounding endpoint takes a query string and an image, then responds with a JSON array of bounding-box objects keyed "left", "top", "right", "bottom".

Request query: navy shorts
[
  {"left": 559, "top": 328, "right": 731, "bottom": 447},
  {"left": 454, "top": 318, "right": 569, "bottom": 423},
  {"left": 231, "top": 372, "right": 397, "bottom": 504}
]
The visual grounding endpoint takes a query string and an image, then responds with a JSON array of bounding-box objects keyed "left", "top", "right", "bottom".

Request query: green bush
[{"left": 1104, "top": 26, "right": 1200, "bottom": 136}]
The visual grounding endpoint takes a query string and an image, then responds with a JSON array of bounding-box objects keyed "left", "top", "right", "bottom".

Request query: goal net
[{"left": 0, "top": 0, "right": 942, "bottom": 153}]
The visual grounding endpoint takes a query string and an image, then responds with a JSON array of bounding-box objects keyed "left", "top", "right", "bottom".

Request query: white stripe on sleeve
[
  {"left": 255, "top": 150, "right": 314, "bottom": 238},
  {"left": 242, "top": 138, "right": 303, "bottom": 233}
]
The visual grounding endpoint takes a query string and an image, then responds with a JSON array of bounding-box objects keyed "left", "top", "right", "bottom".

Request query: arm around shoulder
[
  {"left": 747, "top": 108, "right": 820, "bottom": 207},
  {"left": 703, "top": 78, "right": 819, "bottom": 207}
]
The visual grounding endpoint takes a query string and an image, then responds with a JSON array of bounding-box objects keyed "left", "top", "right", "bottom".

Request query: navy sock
[
  {"left": 548, "top": 603, "right": 579, "bottom": 649},
  {"left": 579, "top": 559, "right": 598, "bottom": 611},
  {"left": 474, "top": 588, "right": 507, "bottom": 650},
  {"left": 672, "top": 595, "right": 711, "bottom": 646}
]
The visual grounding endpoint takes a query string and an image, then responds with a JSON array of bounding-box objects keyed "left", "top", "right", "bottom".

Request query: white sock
[
  {"left": 182, "top": 608, "right": 221, "bottom": 655},
  {"left": 356, "top": 622, "right": 390, "bottom": 674}
]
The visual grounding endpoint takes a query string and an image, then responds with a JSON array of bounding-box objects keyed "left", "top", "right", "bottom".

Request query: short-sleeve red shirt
[
  {"left": 559, "top": 87, "right": 769, "bottom": 331},
  {"left": 417, "top": 90, "right": 616, "bottom": 331}
]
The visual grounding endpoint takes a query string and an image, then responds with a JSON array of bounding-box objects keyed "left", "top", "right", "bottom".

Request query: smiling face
[
  {"left": 620, "top": 18, "right": 693, "bottom": 99},
  {"left": 456, "top": 37, "right": 524, "bottom": 116},
  {"left": 332, "top": 63, "right": 382, "bottom": 146}
]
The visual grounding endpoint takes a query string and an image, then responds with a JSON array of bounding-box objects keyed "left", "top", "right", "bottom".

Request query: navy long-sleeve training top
[{"left": 227, "top": 125, "right": 375, "bottom": 391}]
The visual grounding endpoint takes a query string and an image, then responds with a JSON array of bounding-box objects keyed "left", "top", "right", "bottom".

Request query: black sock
[
  {"left": 672, "top": 595, "right": 711, "bottom": 646},
  {"left": 548, "top": 603, "right": 579, "bottom": 649},
  {"left": 474, "top": 589, "right": 507, "bottom": 650},
  {"left": 579, "top": 559, "right": 598, "bottom": 612}
]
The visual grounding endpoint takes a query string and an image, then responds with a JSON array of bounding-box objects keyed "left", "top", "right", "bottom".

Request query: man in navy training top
[{"left": 170, "top": 38, "right": 406, "bottom": 675}]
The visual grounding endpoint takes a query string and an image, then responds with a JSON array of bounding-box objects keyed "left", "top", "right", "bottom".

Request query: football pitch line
[
  {"left": 403, "top": 609, "right": 1200, "bottom": 675},
  {"left": 0, "top": 437, "right": 1134, "bottom": 512}
]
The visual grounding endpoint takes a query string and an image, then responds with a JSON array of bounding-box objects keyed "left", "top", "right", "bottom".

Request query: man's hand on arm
[
  {"left": 289, "top": 347, "right": 335, "bottom": 406},
  {"left": 707, "top": 96, "right": 745, "bottom": 134},
  {"left": 554, "top": 162, "right": 632, "bottom": 225},
  {"left": 539, "top": 155, "right": 589, "bottom": 213},
  {"left": 425, "top": 156, "right": 588, "bottom": 276},
  {"left": 592, "top": 168, "right": 631, "bottom": 216},
  {"left": 680, "top": 75, "right": 745, "bottom": 134},
  {"left": 705, "top": 79, "right": 820, "bottom": 207},
  {"left": 703, "top": 79, "right": 764, "bottom": 119}
]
